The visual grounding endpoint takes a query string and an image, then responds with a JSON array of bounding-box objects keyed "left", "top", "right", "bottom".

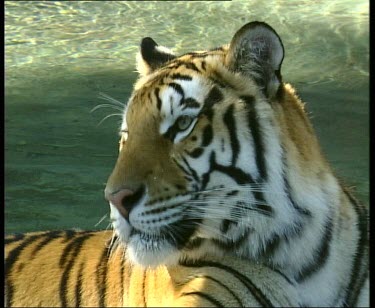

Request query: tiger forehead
[
  {"left": 132, "top": 66, "right": 216, "bottom": 108},
  {"left": 134, "top": 49, "right": 228, "bottom": 90},
  {"left": 130, "top": 73, "right": 210, "bottom": 118}
]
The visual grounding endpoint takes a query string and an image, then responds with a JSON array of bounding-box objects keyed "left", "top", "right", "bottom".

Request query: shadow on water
[
  {"left": 5, "top": 68, "right": 138, "bottom": 233},
  {"left": 296, "top": 83, "right": 369, "bottom": 202}
]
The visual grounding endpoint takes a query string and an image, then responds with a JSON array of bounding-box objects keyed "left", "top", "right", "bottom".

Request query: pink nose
[
  {"left": 105, "top": 188, "right": 134, "bottom": 209},
  {"left": 105, "top": 185, "right": 145, "bottom": 220}
]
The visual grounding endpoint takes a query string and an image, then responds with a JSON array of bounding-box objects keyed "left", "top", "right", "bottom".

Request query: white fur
[{"left": 110, "top": 33, "right": 367, "bottom": 307}]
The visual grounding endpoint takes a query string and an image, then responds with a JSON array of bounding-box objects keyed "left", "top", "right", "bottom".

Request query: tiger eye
[{"left": 177, "top": 115, "right": 193, "bottom": 131}]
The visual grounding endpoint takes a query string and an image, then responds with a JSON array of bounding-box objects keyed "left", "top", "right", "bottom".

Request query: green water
[{"left": 5, "top": 1, "right": 369, "bottom": 233}]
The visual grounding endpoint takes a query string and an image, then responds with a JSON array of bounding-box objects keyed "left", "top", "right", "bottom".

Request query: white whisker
[
  {"left": 97, "top": 113, "right": 123, "bottom": 126},
  {"left": 98, "top": 92, "right": 125, "bottom": 107},
  {"left": 107, "top": 232, "right": 118, "bottom": 257},
  {"left": 90, "top": 103, "right": 124, "bottom": 113},
  {"left": 186, "top": 198, "right": 269, "bottom": 206},
  {"left": 94, "top": 214, "right": 108, "bottom": 227}
]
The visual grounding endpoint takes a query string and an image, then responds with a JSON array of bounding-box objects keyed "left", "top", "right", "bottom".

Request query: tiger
[
  {"left": 103, "top": 21, "right": 369, "bottom": 307},
  {"left": 5, "top": 230, "right": 300, "bottom": 307},
  {"left": 5, "top": 21, "right": 368, "bottom": 307}
]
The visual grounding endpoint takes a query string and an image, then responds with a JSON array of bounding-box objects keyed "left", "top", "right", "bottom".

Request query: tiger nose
[
  {"left": 105, "top": 188, "right": 135, "bottom": 219},
  {"left": 104, "top": 185, "right": 145, "bottom": 220},
  {"left": 105, "top": 188, "right": 134, "bottom": 207}
]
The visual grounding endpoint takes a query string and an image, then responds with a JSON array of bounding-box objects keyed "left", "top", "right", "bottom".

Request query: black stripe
[
  {"left": 186, "top": 147, "right": 204, "bottom": 158},
  {"left": 30, "top": 230, "right": 63, "bottom": 257},
  {"left": 183, "top": 51, "right": 209, "bottom": 58},
  {"left": 96, "top": 246, "right": 109, "bottom": 307},
  {"left": 203, "top": 152, "right": 269, "bottom": 215},
  {"left": 172, "top": 157, "right": 194, "bottom": 182},
  {"left": 242, "top": 95, "right": 267, "bottom": 180},
  {"left": 203, "top": 107, "right": 214, "bottom": 122},
  {"left": 272, "top": 268, "right": 295, "bottom": 286},
  {"left": 63, "top": 229, "right": 80, "bottom": 242},
  {"left": 182, "top": 291, "right": 224, "bottom": 307},
  {"left": 201, "top": 61, "right": 206, "bottom": 71},
  {"left": 169, "top": 82, "right": 185, "bottom": 97},
  {"left": 209, "top": 46, "right": 224, "bottom": 52},
  {"left": 208, "top": 152, "right": 254, "bottom": 185},
  {"left": 59, "top": 233, "right": 86, "bottom": 267},
  {"left": 282, "top": 167, "right": 311, "bottom": 217},
  {"left": 204, "top": 86, "right": 223, "bottom": 110},
  {"left": 118, "top": 241, "right": 128, "bottom": 304},
  {"left": 209, "top": 77, "right": 228, "bottom": 89},
  {"left": 5, "top": 233, "right": 25, "bottom": 244},
  {"left": 343, "top": 188, "right": 369, "bottom": 306},
  {"left": 59, "top": 233, "right": 93, "bottom": 307},
  {"left": 223, "top": 104, "right": 240, "bottom": 165},
  {"left": 5, "top": 233, "right": 46, "bottom": 307},
  {"left": 180, "top": 260, "right": 274, "bottom": 307},
  {"left": 142, "top": 270, "right": 147, "bottom": 307},
  {"left": 170, "top": 73, "right": 193, "bottom": 81},
  {"left": 120, "top": 253, "right": 125, "bottom": 305},
  {"left": 167, "top": 60, "right": 201, "bottom": 73},
  {"left": 75, "top": 262, "right": 84, "bottom": 307},
  {"left": 256, "top": 203, "right": 274, "bottom": 216},
  {"left": 220, "top": 219, "right": 230, "bottom": 233},
  {"left": 155, "top": 88, "right": 162, "bottom": 110},
  {"left": 197, "top": 275, "right": 244, "bottom": 307},
  {"left": 175, "top": 183, "right": 185, "bottom": 190},
  {"left": 295, "top": 216, "right": 333, "bottom": 282},
  {"left": 183, "top": 97, "right": 200, "bottom": 109},
  {"left": 227, "top": 190, "right": 239, "bottom": 196},
  {"left": 168, "top": 217, "right": 202, "bottom": 250},
  {"left": 181, "top": 156, "right": 200, "bottom": 182},
  {"left": 201, "top": 124, "right": 213, "bottom": 147},
  {"left": 142, "top": 203, "right": 172, "bottom": 214},
  {"left": 261, "top": 233, "right": 282, "bottom": 258},
  {"left": 181, "top": 61, "right": 200, "bottom": 72}
]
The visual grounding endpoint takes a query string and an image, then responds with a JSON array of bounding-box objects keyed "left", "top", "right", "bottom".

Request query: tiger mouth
[
  {"left": 134, "top": 232, "right": 168, "bottom": 250},
  {"left": 133, "top": 229, "right": 166, "bottom": 243},
  {"left": 129, "top": 218, "right": 200, "bottom": 250}
]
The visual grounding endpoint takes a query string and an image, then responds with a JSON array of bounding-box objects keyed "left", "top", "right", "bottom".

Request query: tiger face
[{"left": 105, "top": 22, "right": 295, "bottom": 267}]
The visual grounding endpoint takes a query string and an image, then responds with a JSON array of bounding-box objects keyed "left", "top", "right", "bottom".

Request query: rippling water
[{"left": 5, "top": 0, "right": 369, "bottom": 233}]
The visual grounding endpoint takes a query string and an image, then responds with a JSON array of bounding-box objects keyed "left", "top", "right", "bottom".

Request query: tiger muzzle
[{"left": 105, "top": 185, "right": 146, "bottom": 220}]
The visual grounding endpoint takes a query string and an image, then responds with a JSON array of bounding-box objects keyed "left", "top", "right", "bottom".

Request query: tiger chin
[{"left": 105, "top": 21, "right": 368, "bottom": 307}]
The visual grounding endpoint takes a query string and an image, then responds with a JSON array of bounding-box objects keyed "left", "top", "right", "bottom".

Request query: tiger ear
[
  {"left": 225, "top": 21, "right": 284, "bottom": 97},
  {"left": 136, "top": 37, "right": 176, "bottom": 76}
]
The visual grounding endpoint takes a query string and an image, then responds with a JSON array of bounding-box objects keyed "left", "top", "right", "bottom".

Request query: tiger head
[{"left": 105, "top": 21, "right": 325, "bottom": 267}]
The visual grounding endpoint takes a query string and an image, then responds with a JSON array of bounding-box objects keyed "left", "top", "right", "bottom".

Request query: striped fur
[
  {"left": 5, "top": 230, "right": 300, "bottom": 307},
  {"left": 105, "top": 22, "right": 368, "bottom": 307}
]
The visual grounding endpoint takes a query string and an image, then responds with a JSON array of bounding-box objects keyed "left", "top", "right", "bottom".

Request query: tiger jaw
[
  {"left": 109, "top": 195, "right": 203, "bottom": 266},
  {"left": 127, "top": 231, "right": 180, "bottom": 267}
]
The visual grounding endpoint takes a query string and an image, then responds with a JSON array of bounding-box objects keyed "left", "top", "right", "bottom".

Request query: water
[{"left": 5, "top": 0, "right": 369, "bottom": 233}]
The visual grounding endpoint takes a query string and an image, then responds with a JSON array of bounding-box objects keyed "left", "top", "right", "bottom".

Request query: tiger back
[{"left": 5, "top": 230, "right": 300, "bottom": 307}]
